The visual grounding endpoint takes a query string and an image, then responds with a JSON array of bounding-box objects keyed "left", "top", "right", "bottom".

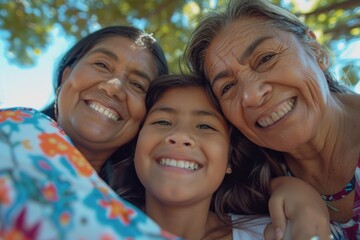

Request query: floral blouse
[{"left": 0, "top": 107, "right": 180, "bottom": 240}]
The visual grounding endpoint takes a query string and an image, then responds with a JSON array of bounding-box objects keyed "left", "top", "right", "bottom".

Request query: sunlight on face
[{"left": 134, "top": 86, "right": 230, "bottom": 206}]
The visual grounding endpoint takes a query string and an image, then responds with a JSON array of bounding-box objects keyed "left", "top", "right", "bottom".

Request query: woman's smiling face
[
  {"left": 58, "top": 36, "right": 158, "bottom": 157},
  {"left": 204, "top": 17, "right": 329, "bottom": 152}
]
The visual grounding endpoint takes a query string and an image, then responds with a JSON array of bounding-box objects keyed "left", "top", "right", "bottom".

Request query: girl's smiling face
[{"left": 134, "top": 86, "right": 230, "bottom": 207}]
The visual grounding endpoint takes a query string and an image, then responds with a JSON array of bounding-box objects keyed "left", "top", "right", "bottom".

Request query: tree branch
[
  {"left": 299, "top": 0, "right": 360, "bottom": 16},
  {"left": 324, "top": 23, "right": 360, "bottom": 37}
]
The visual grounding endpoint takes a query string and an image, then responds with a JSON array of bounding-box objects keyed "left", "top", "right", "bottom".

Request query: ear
[
  {"left": 61, "top": 66, "right": 72, "bottom": 84},
  {"left": 306, "top": 29, "right": 317, "bottom": 40},
  {"left": 306, "top": 30, "right": 329, "bottom": 71},
  {"left": 318, "top": 52, "right": 329, "bottom": 70}
]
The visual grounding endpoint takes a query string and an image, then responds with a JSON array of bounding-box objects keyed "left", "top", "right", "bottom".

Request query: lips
[
  {"left": 88, "top": 101, "right": 120, "bottom": 121},
  {"left": 257, "top": 97, "right": 295, "bottom": 128}
]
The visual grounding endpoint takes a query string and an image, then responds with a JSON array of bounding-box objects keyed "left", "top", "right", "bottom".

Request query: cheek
[
  {"left": 220, "top": 101, "right": 243, "bottom": 126},
  {"left": 127, "top": 94, "right": 146, "bottom": 121},
  {"left": 57, "top": 87, "right": 77, "bottom": 121},
  {"left": 134, "top": 130, "right": 154, "bottom": 179},
  {"left": 209, "top": 139, "right": 230, "bottom": 168},
  {"left": 63, "top": 65, "right": 101, "bottom": 91}
]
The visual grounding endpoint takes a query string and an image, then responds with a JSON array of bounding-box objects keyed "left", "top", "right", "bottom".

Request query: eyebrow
[
  {"left": 88, "top": 47, "right": 119, "bottom": 61},
  {"left": 149, "top": 106, "right": 220, "bottom": 119},
  {"left": 88, "top": 47, "right": 152, "bottom": 83},
  {"left": 211, "top": 35, "right": 273, "bottom": 87},
  {"left": 239, "top": 36, "right": 273, "bottom": 62},
  {"left": 132, "top": 69, "right": 152, "bottom": 83}
]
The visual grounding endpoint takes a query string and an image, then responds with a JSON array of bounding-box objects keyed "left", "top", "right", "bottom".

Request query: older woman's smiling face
[
  {"left": 204, "top": 17, "right": 330, "bottom": 152},
  {"left": 58, "top": 36, "right": 158, "bottom": 164}
]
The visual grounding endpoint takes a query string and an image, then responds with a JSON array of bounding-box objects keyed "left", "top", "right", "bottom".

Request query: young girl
[{"left": 112, "top": 74, "right": 330, "bottom": 240}]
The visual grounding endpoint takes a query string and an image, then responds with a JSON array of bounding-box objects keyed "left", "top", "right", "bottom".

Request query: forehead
[
  {"left": 153, "top": 87, "right": 222, "bottom": 116},
  {"left": 205, "top": 17, "right": 276, "bottom": 63},
  {"left": 157, "top": 87, "right": 212, "bottom": 107},
  {"left": 86, "top": 36, "right": 158, "bottom": 78},
  {"left": 90, "top": 36, "right": 152, "bottom": 56},
  {"left": 150, "top": 86, "right": 229, "bottom": 130}
]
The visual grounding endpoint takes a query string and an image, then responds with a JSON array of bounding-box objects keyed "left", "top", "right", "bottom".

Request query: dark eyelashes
[
  {"left": 258, "top": 53, "right": 275, "bottom": 66},
  {"left": 220, "top": 82, "right": 235, "bottom": 96},
  {"left": 150, "top": 120, "right": 217, "bottom": 131},
  {"left": 197, "top": 124, "right": 216, "bottom": 131},
  {"left": 94, "top": 61, "right": 109, "bottom": 70},
  {"left": 152, "top": 120, "right": 171, "bottom": 126}
]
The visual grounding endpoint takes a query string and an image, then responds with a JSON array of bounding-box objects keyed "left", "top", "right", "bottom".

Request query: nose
[
  {"left": 241, "top": 78, "right": 272, "bottom": 108},
  {"left": 99, "top": 77, "right": 126, "bottom": 101},
  {"left": 165, "top": 132, "right": 195, "bottom": 148}
]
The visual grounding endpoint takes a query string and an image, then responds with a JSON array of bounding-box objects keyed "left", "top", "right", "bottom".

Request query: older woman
[
  {"left": 185, "top": 0, "right": 360, "bottom": 239},
  {"left": 42, "top": 26, "right": 168, "bottom": 181}
]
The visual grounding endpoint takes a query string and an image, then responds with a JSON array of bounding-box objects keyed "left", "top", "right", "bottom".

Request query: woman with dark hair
[
  {"left": 0, "top": 25, "right": 176, "bottom": 239},
  {"left": 41, "top": 25, "right": 168, "bottom": 181},
  {"left": 184, "top": 0, "right": 359, "bottom": 238}
]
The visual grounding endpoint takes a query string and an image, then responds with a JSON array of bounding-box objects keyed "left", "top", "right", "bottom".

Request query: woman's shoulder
[
  {"left": 0, "top": 106, "right": 180, "bottom": 239},
  {"left": 0, "top": 107, "right": 55, "bottom": 122},
  {"left": 0, "top": 106, "right": 66, "bottom": 142}
]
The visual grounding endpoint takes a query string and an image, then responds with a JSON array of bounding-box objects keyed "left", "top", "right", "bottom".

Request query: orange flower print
[
  {"left": 0, "top": 110, "right": 31, "bottom": 123},
  {"left": 0, "top": 178, "right": 11, "bottom": 204},
  {"left": 99, "top": 199, "right": 135, "bottom": 225},
  {"left": 38, "top": 133, "right": 94, "bottom": 177},
  {"left": 22, "top": 140, "right": 32, "bottom": 150},
  {"left": 100, "top": 233, "right": 116, "bottom": 240},
  {"left": 67, "top": 149, "right": 94, "bottom": 177},
  {"left": 39, "top": 133, "right": 74, "bottom": 157},
  {"left": 41, "top": 182, "right": 58, "bottom": 202},
  {"left": 1, "top": 229, "right": 31, "bottom": 240},
  {"left": 59, "top": 211, "right": 71, "bottom": 226}
]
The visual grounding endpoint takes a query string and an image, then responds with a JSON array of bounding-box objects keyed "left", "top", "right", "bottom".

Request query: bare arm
[{"left": 264, "top": 176, "right": 330, "bottom": 240}]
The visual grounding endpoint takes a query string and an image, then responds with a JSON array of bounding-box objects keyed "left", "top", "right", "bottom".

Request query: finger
[
  {"left": 268, "top": 196, "right": 287, "bottom": 240},
  {"left": 263, "top": 223, "right": 276, "bottom": 240}
]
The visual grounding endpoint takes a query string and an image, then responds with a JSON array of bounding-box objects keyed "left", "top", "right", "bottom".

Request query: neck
[
  {"left": 286, "top": 93, "right": 360, "bottom": 189},
  {"left": 144, "top": 195, "right": 227, "bottom": 240}
]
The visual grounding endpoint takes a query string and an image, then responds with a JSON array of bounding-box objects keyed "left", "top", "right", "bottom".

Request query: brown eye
[
  {"left": 152, "top": 120, "right": 171, "bottom": 126},
  {"left": 258, "top": 54, "right": 275, "bottom": 66},
  {"left": 197, "top": 124, "right": 216, "bottom": 131},
  {"left": 94, "top": 62, "right": 110, "bottom": 71},
  {"left": 220, "top": 83, "right": 235, "bottom": 96},
  {"left": 129, "top": 81, "right": 146, "bottom": 93}
]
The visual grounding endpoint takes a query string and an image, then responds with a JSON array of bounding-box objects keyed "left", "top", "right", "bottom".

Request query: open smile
[
  {"left": 158, "top": 158, "right": 202, "bottom": 171},
  {"left": 88, "top": 101, "right": 120, "bottom": 121},
  {"left": 257, "top": 97, "right": 296, "bottom": 128}
]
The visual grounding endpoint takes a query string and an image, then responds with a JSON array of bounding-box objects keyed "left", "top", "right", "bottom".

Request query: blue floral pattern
[{"left": 0, "top": 107, "right": 181, "bottom": 240}]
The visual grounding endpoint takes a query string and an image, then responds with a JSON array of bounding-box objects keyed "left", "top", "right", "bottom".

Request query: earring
[
  {"left": 319, "top": 55, "right": 328, "bottom": 67},
  {"left": 226, "top": 166, "right": 232, "bottom": 174},
  {"left": 54, "top": 87, "right": 61, "bottom": 120}
]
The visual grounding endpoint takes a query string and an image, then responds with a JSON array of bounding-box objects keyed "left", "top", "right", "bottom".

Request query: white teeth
[
  {"left": 88, "top": 102, "right": 119, "bottom": 121},
  {"left": 258, "top": 98, "right": 295, "bottom": 128},
  {"left": 159, "top": 158, "right": 199, "bottom": 171}
]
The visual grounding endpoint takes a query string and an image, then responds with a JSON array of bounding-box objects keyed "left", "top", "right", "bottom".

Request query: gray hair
[{"left": 184, "top": 0, "right": 351, "bottom": 93}]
